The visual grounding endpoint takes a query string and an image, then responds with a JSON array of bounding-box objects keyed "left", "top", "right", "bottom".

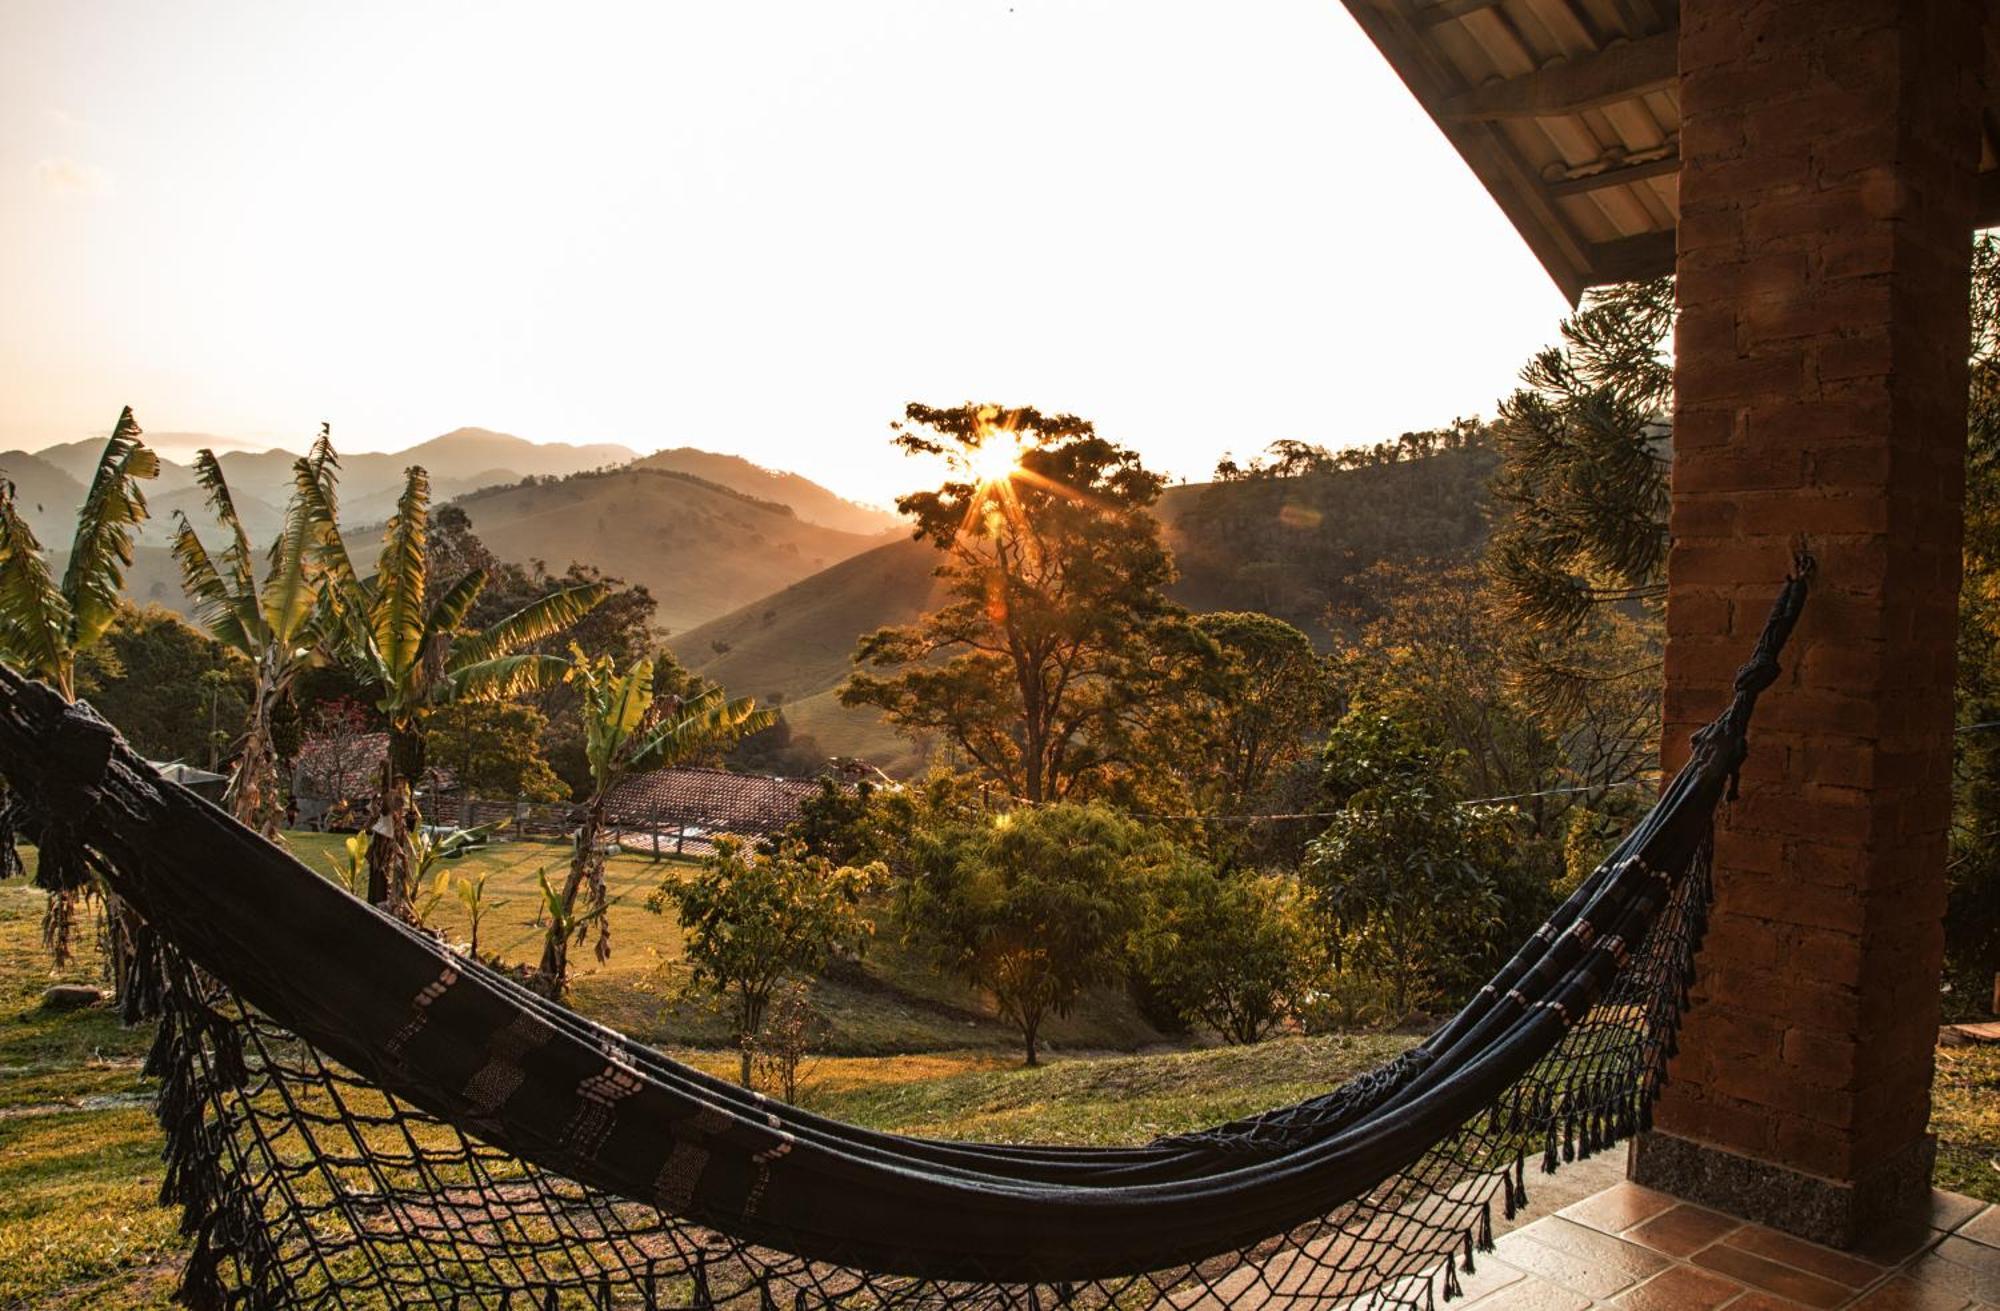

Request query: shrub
[{"left": 1132, "top": 862, "right": 1320, "bottom": 1044}]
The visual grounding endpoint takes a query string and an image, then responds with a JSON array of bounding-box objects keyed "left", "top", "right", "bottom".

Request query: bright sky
[{"left": 0, "top": 1, "right": 1570, "bottom": 508}]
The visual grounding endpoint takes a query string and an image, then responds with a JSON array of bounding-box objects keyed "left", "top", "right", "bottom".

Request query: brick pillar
[{"left": 1628, "top": 1, "right": 1984, "bottom": 1248}]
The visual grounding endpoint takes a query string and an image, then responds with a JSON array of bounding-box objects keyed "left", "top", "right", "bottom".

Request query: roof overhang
[{"left": 1340, "top": 0, "right": 2000, "bottom": 302}]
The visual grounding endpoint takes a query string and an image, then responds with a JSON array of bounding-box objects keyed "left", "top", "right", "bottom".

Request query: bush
[
  {"left": 899, "top": 803, "right": 1162, "bottom": 1065},
  {"left": 1132, "top": 862, "right": 1320, "bottom": 1044}
]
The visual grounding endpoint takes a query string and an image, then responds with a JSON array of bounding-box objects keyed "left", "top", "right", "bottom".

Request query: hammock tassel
[{"left": 1478, "top": 1200, "right": 1494, "bottom": 1252}]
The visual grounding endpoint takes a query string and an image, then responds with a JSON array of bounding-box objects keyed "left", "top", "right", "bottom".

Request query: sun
[{"left": 967, "top": 431, "right": 1028, "bottom": 485}]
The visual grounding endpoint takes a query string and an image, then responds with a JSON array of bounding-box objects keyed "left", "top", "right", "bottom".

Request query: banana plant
[
  {"left": 536, "top": 647, "right": 774, "bottom": 997},
  {"left": 300, "top": 464, "right": 605, "bottom": 916},
  {"left": 170, "top": 426, "right": 338, "bottom": 836},
  {"left": 452, "top": 868, "right": 503, "bottom": 958},
  {"left": 0, "top": 407, "right": 159, "bottom": 973}
]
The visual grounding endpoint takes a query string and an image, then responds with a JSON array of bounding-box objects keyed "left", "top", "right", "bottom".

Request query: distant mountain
[
  {"left": 447, "top": 467, "right": 888, "bottom": 635},
  {"left": 0, "top": 451, "right": 89, "bottom": 544},
  {"left": 666, "top": 446, "right": 1501, "bottom": 772},
  {"left": 634, "top": 448, "right": 900, "bottom": 536}
]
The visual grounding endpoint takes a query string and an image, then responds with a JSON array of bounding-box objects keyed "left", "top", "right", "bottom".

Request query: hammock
[{"left": 0, "top": 562, "right": 1811, "bottom": 1311}]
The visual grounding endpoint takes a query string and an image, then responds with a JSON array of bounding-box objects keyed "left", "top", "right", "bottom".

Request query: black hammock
[{"left": 0, "top": 563, "right": 1811, "bottom": 1311}]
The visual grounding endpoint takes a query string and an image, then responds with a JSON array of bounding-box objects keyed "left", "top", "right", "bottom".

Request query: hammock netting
[{"left": 0, "top": 564, "right": 1813, "bottom": 1311}]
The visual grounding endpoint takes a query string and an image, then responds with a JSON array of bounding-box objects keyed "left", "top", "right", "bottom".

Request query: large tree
[
  {"left": 842, "top": 403, "right": 1192, "bottom": 803},
  {"left": 303, "top": 465, "right": 605, "bottom": 914},
  {"left": 170, "top": 428, "right": 336, "bottom": 834}
]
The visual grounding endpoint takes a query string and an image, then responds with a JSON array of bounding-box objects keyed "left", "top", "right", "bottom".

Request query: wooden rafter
[
  {"left": 1545, "top": 153, "right": 1679, "bottom": 198},
  {"left": 1437, "top": 32, "right": 1677, "bottom": 121}
]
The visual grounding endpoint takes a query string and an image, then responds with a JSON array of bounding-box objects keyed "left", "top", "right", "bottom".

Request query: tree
[
  {"left": 76, "top": 606, "right": 253, "bottom": 765},
  {"left": 1132, "top": 861, "right": 1319, "bottom": 1044},
  {"left": 1303, "top": 710, "right": 1509, "bottom": 1017},
  {"left": 1949, "top": 235, "right": 2000, "bottom": 1010},
  {"left": 1170, "top": 611, "right": 1335, "bottom": 853},
  {"left": 842, "top": 403, "right": 1194, "bottom": 804},
  {"left": 650, "top": 837, "right": 880, "bottom": 1085},
  {"left": 0, "top": 407, "right": 159, "bottom": 972},
  {"left": 899, "top": 802, "right": 1158, "bottom": 1065},
  {"left": 1486, "top": 277, "right": 1674, "bottom": 639},
  {"left": 304, "top": 464, "right": 605, "bottom": 915},
  {"left": 537, "top": 648, "right": 772, "bottom": 997},
  {"left": 170, "top": 429, "right": 335, "bottom": 834},
  {"left": 426, "top": 701, "right": 567, "bottom": 803}
]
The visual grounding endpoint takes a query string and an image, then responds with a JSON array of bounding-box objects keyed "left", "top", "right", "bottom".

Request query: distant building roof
[{"left": 603, "top": 766, "right": 835, "bottom": 838}]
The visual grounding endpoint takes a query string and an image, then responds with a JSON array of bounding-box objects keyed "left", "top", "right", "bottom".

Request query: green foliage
[
  {"left": 305, "top": 462, "right": 605, "bottom": 911},
  {"left": 1131, "top": 861, "right": 1320, "bottom": 1044},
  {"left": 0, "top": 407, "right": 159, "bottom": 700},
  {"left": 898, "top": 802, "right": 1161, "bottom": 1064},
  {"left": 843, "top": 403, "right": 1198, "bottom": 804},
  {"left": 1173, "top": 611, "right": 1335, "bottom": 854},
  {"left": 170, "top": 427, "right": 337, "bottom": 833},
  {"left": 427, "top": 701, "right": 567, "bottom": 802},
  {"left": 1487, "top": 277, "right": 1673, "bottom": 638},
  {"left": 650, "top": 837, "right": 883, "bottom": 1084},
  {"left": 537, "top": 647, "right": 774, "bottom": 996},
  {"left": 1950, "top": 233, "right": 2000, "bottom": 1015},
  {"left": 75, "top": 606, "right": 254, "bottom": 765},
  {"left": 1304, "top": 710, "right": 1511, "bottom": 1017}
]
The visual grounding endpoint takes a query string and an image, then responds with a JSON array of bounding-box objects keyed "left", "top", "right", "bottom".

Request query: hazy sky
[{"left": 1, "top": 1, "right": 1569, "bottom": 507}]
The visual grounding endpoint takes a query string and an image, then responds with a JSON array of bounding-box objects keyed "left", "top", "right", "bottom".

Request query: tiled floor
[{"left": 1451, "top": 1180, "right": 2000, "bottom": 1310}]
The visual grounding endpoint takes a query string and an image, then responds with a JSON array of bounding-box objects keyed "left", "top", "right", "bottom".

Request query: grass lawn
[{"left": 0, "top": 837, "right": 1995, "bottom": 1308}]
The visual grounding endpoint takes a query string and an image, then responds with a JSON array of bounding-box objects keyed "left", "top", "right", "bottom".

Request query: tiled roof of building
[{"left": 602, "top": 766, "right": 834, "bottom": 837}]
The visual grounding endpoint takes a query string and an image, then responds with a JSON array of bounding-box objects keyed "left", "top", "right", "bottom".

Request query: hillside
[
  {"left": 450, "top": 468, "right": 889, "bottom": 635},
  {"left": 670, "top": 447, "right": 1499, "bottom": 771},
  {"left": 636, "top": 448, "right": 900, "bottom": 536},
  {"left": 672, "top": 536, "right": 942, "bottom": 773},
  {"left": 0, "top": 451, "right": 88, "bottom": 544}
]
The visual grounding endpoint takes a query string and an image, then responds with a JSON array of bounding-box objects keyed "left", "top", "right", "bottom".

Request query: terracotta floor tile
[
  {"left": 1628, "top": 1204, "right": 1745, "bottom": 1259},
  {"left": 1691, "top": 1244, "right": 1853, "bottom": 1308},
  {"left": 1495, "top": 1218, "right": 1670, "bottom": 1299},
  {"left": 1930, "top": 1238, "right": 2000, "bottom": 1302},
  {"left": 1960, "top": 1209, "right": 2000, "bottom": 1249},
  {"left": 1609, "top": 1264, "right": 1744, "bottom": 1311},
  {"left": 1458, "top": 1273, "right": 1592, "bottom": 1311},
  {"left": 1453, "top": 1252, "right": 1528, "bottom": 1304},
  {"left": 1722, "top": 1225, "right": 1889, "bottom": 1288},
  {"left": 1558, "top": 1182, "right": 1679, "bottom": 1236},
  {"left": 1723, "top": 1295, "right": 1840, "bottom": 1311},
  {"left": 1846, "top": 1274, "right": 1977, "bottom": 1311},
  {"left": 1932, "top": 1195, "right": 1992, "bottom": 1235}
]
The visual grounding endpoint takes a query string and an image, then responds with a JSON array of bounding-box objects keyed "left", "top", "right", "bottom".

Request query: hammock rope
[{"left": 0, "top": 559, "right": 1813, "bottom": 1311}]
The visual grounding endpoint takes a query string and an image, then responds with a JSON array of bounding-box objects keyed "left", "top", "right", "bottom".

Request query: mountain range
[
  {"left": 1, "top": 422, "right": 1494, "bottom": 772},
  {"left": 2, "top": 427, "right": 903, "bottom": 636}
]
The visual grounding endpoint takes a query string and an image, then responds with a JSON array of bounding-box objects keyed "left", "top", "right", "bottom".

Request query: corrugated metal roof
[{"left": 1341, "top": 0, "right": 2000, "bottom": 301}]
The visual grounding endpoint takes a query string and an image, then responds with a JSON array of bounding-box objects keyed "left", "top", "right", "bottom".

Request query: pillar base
[{"left": 1629, "top": 1131, "right": 1936, "bottom": 1249}]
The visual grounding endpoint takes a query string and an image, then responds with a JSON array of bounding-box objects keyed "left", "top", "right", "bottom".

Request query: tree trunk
[
  {"left": 224, "top": 686, "right": 283, "bottom": 838},
  {"left": 365, "top": 728, "right": 424, "bottom": 918},
  {"left": 536, "top": 800, "right": 602, "bottom": 996},
  {"left": 737, "top": 991, "right": 769, "bottom": 1088},
  {"left": 1022, "top": 1013, "right": 1040, "bottom": 1067}
]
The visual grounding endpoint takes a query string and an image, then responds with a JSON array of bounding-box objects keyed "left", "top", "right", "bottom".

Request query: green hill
[
  {"left": 451, "top": 467, "right": 889, "bottom": 635},
  {"left": 672, "top": 446, "right": 1499, "bottom": 771}
]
